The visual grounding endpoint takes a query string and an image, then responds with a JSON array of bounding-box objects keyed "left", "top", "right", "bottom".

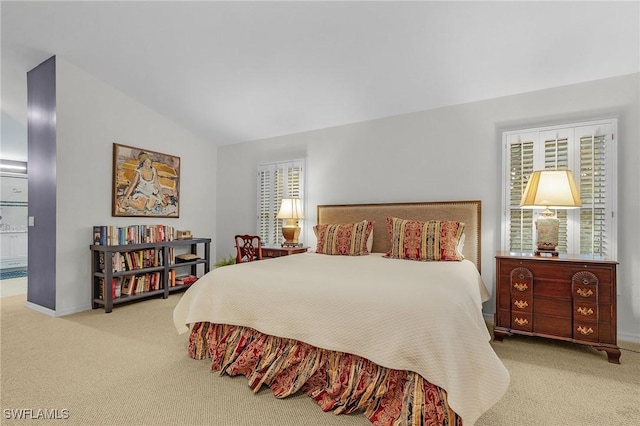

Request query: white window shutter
[
  {"left": 502, "top": 120, "right": 617, "bottom": 259},
  {"left": 540, "top": 132, "right": 571, "bottom": 254},
  {"left": 506, "top": 135, "right": 535, "bottom": 252},
  {"left": 257, "top": 159, "right": 305, "bottom": 246},
  {"left": 257, "top": 168, "right": 272, "bottom": 244},
  {"left": 576, "top": 125, "right": 614, "bottom": 257}
]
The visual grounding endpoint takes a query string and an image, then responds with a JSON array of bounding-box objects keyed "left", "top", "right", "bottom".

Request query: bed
[{"left": 173, "top": 200, "right": 509, "bottom": 425}]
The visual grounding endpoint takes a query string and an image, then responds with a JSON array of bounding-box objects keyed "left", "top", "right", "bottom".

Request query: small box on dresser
[{"left": 494, "top": 251, "right": 620, "bottom": 363}]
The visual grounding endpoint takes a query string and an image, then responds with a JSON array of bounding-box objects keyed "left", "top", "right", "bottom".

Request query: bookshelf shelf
[{"left": 90, "top": 237, "right": 211, "bottom": 313}]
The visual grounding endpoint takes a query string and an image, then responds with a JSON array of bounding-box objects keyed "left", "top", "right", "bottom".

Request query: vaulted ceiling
[{"left": 2, "top": 1, "right": 638, "bottom": 147}]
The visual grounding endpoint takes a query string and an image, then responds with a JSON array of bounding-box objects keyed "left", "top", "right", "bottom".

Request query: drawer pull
[
  {"left": 576, "top": 307, "right": 594, "bottom": 316},
  {"left": 576, "top": 288, "right": 594, "bottom": 298},
  {"left": 577, "top": 326, "right": 594, "bottom": 335},
  {"left": 513, "top": 300, "right": 529, "bottom": 309},
  {"left": 513, "top": 283, "right": 528, "bottom": 292},
  {"left": 514, "top": 317, "right": 529, "bottom": 326}
]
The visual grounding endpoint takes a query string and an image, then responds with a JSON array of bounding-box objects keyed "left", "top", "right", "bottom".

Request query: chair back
[{"left": 235, "top": 235, "right": 263, "bottom": 263}]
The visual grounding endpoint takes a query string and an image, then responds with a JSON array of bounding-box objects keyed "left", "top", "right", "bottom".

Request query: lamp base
[
  {"left": 535, "top": 248, "right": 559, "bottom": 257},
  {"left": 281, "top": 242, "right": 302, "bottom": 248},
  {"left": 534, "top": 209, "right": 559, "bottom": 257},
  {"left": 281, "top": 225, "right": 301, "bottom": 247}
]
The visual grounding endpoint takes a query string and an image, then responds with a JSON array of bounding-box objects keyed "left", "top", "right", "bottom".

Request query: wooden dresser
[
  {"left": 494, "top": 252, "right": 620, "bottom": 363},
  {"left": 261, "top": 246, "right": 308, "bottom": 259}
]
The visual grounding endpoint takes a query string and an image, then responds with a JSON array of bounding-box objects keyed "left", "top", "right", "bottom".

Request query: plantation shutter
[
  {"left": 507, "top": 138, "right": 535, "bottom": 252},
  {"left": 542, "top": 134, "right": 570, "bottom": 254},
  {"left": 257, "top": 159, "right": 305, "bottom": 246},
  {"left": 257, "top": 169, "right": 272, "bottom": 244},
  {"left": 578, "top": 132, "right": 609, "bottom": 256},
  {"left": 502, "top": 120, "right": 616, "bottom": 259}
]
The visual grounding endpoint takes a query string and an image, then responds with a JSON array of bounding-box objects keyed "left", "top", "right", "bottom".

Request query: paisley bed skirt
[{"left": 188, "top": 322, "right": 462, "bottom": 426}]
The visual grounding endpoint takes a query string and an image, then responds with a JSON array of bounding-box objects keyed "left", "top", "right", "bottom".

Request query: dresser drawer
[
  {"left": 563, "top": 265, "right": 613, "bottom": 285},
  {"left": 498, "top": 259, "right": 613, "bottom": 285},
  {"left": 534, "top": 298, "right": 571, "bottom": 318},
  {"left": 597, "top": 322, "right": 614, "bottom": 343},
  {"left": 511, "top": 312, "right": 532, "bottom": 332},
  {"left": 533, "top": 315, "right": 572, "bottom": 338},
  {"left": 573, "top": 301, "right": 598, "bottom": 323},
  {"left": 510, "top": 295, "right": 532, "bottom": 313},
  {"left": 533, "top": 279, "right": 572, "bottom": 299},
  {"left": 597, "top": 303, "right": 614, "bottom": 324},
  {"left": 572, "top": 281, "right": 597, "bottom": 298},
  {"left": 262, "top": 248, "right": 285, "bottom": 257},
  {"left": 498, "top": 294, "right": 512, "bottom": 310},
  {"left": 574, "top": 323, "right": 599, "bottom": 342},
  {"left": 262, "top": 246, "right": 308, "bottom": 258},
  {"left": 496, "top": 309, "right": 511, "bottom": 327}
]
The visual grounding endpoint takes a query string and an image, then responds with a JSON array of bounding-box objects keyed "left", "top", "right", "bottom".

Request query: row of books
[
  {"left": 93, "top": 224, "right": 176, "bottom": 246},
  {"left": 98, "top": 248, "right": 172, "bottom": 273},
  {"left": 98, "top": 273, "right": 162, "bottom": 300},
  {"left": 99, "top": 272, "right": 198, "bottom": 299}
]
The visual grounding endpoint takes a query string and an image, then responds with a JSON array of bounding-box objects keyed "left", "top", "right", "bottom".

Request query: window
[
  {"left": 502, "top": 119, "right": 617, "bottom": 259},
  {"left": 257, "top": 159, "right": 305, "bottom": 246}
]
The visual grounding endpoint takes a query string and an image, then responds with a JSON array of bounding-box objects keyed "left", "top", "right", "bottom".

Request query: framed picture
[{"left": 112, "top": 143, "right": 180, "bottom": 217}]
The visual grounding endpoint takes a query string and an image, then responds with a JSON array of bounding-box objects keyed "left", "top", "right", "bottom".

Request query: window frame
[
  {"left": 501, "top": 119, "right": 617, "bottom": 259},
  {"left": 256, "top": 158, "right": 306, "bottom": 247}
]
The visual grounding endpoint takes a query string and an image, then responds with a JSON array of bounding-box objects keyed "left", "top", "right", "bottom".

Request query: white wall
[
  {"left": 217, "top": 73, "right": 640, "bottom": 342},
  {"left": 53, "top": 58, "right": 217, "bottom": 315},
  {"left": 1, "top": 111, "right": 28, "bottom": 162}
]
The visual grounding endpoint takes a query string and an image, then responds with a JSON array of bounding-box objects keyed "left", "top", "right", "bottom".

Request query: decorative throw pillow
[
  {"left": 314, "top": 220, "right": 374, "bottom": 255},
  {"left": 384, "top": 217, "right": 465, "bottom": 261}
]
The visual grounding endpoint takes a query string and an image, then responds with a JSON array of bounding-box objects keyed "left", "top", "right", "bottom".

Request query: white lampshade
[
  {"left": 276, "top": 198, "right": 304, "bottom": 219},
  {"left": 520, "top": 169, "right": 581, "bottom": 256},
  {"left": 520, "top": 170, "right": 582, "bottom": 209}
]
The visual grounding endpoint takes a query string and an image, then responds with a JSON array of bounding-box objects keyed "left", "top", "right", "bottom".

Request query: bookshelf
[{"left": 90, "top": 238, "right": 211, "bottom": 313}]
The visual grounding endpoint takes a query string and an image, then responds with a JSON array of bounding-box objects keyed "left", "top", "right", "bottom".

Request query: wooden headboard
[{"left": 317, "top": 200, "right": 482, "bottom": 272}]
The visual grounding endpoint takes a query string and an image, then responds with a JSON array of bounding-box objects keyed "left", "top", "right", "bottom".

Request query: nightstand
[
  {"left": 494, "top": 251, "right": 620, "bottom": 363},
  {"left": 262, "top": 245, "right": 308, "bottom": 259}
]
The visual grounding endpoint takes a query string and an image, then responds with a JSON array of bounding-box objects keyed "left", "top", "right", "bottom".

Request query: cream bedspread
[{"left": 173, "top": 253, "right": 509, "bottom": 425}]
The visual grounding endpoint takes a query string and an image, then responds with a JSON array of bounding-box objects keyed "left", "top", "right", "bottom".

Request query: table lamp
[
  {"left": 276, "top": 198, "right": 304, "bottom": 246},
  {"left": 520, "top": 169, "right": 582, "bottom": 256}
]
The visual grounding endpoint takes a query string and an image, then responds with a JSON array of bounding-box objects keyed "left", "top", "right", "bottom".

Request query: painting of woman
[{"left": 113, "top": 144, "right": 180, "bottom": 217}]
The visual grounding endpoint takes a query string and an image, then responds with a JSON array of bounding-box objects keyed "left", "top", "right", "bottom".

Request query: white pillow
[{"left": 456, "top": 233, "right": 465, "bottom": 259}]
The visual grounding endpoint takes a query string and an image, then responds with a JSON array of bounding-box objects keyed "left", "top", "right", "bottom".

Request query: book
[
  {"left": 121, "top": 276, "right": 135, "bottom": 296},
  {"left": 175, "top": 275, "right": 198, "bottom": 286},
  {"left": 92, "top": 225, "right": 108, "bottom": 245},
  {"left": 98, "top": 277, "right": 118, "bottom": 300},
  {"left": 135, "top": 276, "right": 145, "bottom": 294}
]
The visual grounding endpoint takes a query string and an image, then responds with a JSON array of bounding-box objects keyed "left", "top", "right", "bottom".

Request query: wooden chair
[{"left": 235, "top": 235, "right": 263, "bottom": 263}]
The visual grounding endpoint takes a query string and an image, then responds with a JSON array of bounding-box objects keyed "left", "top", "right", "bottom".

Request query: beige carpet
[{"left": 1, "top": 292, "right": 638, "bottom": 426}]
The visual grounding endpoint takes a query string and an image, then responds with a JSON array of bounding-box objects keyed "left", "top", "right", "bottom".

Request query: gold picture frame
[{"left": 112, "top": 143, "right": 180, "bottom": 217}]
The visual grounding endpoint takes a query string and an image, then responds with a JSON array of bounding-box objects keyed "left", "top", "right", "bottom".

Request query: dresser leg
[
  {"left": 493, "top": 330, "right": 507, "bottom": 342},
  {"left": 598, "top": 347, "right": 621, "bottom": 364}
]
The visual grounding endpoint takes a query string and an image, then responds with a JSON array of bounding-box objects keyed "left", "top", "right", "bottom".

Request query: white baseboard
[
  {"left": 618, "top": 331, "right": 640, "bottom": 344},
  {"left": 25, "top": 301, "right": 91, "bottom": 317},
  {"left": 25, "top": 301, "right": 56, "bottom": 317}
]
